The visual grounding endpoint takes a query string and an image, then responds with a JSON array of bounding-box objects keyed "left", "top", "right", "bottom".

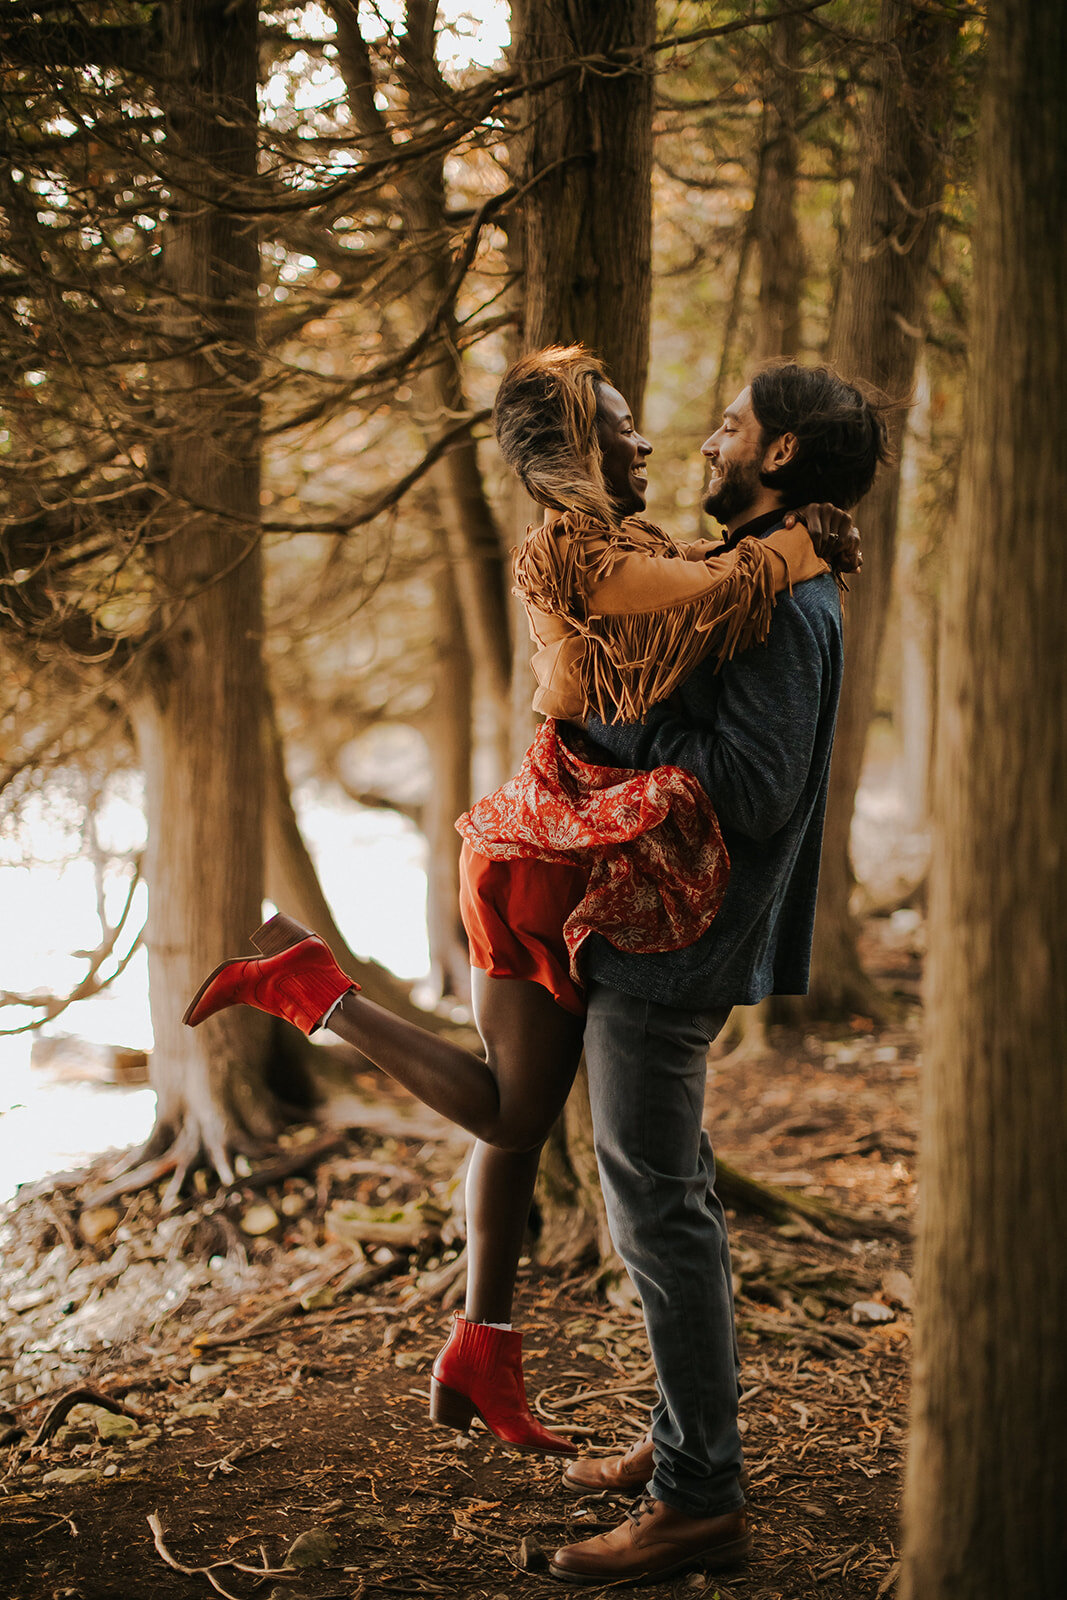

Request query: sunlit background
[
  {"left": 0, "top": 787, "right": 432, "bottom": 1200},
  {"left": 0, "top": 0, "right": 512, "bottom": 1200}
]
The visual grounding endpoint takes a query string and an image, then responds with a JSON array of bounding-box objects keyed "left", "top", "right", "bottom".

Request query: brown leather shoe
[
  {"left": 561, "top": 1433, "right": 654, "bottom": 1495},
  {"left": 550, "top": 1495, "right": 751, "bottom": 1584}
]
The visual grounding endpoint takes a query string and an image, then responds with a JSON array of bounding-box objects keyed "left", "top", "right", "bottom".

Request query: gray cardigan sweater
[{"left": 579, "top": 512, "right": 844, "bottom": 1010}]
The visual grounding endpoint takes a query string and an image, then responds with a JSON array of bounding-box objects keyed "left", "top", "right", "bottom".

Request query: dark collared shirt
[{"left": 716, "top": 506, "right": 794, "bottom": 551}]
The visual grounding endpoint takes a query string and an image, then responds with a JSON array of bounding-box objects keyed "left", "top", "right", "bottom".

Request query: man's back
[{"left": 581, "top": 563, "right": 844, "bottom": 1008}]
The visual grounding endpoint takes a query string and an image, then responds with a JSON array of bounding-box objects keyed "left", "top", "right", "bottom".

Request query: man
[{"left": 549, "top": 364, "right": 887, "bottom": 1585}]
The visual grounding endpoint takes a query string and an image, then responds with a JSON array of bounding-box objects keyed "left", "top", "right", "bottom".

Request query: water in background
[{"left": 0, "top": 785, "right": 430, "bottom": 1201}]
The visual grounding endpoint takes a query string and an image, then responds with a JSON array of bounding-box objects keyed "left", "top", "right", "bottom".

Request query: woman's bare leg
[
  {"left": 463, "top": 1142, "right": 542, "bottom": 1322},
  {"left": 460, "top": 969, "right": 583, "bottom": 1322},
  {"left": 325, "top": 969, "right": 584, "bottom": 1152}
]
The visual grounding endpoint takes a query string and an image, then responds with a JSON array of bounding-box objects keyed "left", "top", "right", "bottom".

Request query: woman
[{"left": 185, "top": 346, "right": 857, "bottom": 1455}]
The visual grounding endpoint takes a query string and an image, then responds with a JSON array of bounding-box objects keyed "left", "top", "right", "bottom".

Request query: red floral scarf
[{"left": 456, "top": 719, "right": 730, "bottom": 978}]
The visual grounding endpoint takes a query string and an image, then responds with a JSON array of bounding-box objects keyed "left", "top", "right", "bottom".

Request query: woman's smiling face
[{"left": 595, "top": 383, "right": 653, "bottom": 517}]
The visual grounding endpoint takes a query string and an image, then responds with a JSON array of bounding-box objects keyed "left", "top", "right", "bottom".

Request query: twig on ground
[
  {"left": 193, "top": 1436, "right": 283, "bottom": 1479},
  {"left": 451, "top": 1509, "right": 514, "bottom": 1546},
  {"left": 739, "top": 1309, "right": 866, "bottom": 1351},
  {"left": 542, "top": 1371, "right": 657, "bottom": 1412},
  {"left": 40, "top": 1198, "right": 78, "bottom": 1255},
  {"left": 396, "top": 1248, "right": 467, "bottom": 1312},
  {"left": 28, "top": 1512, "right": 79, "bottom": 1539},
  {"left": 877, "top": 1558, "right": 902, "bottom": 1595},
  {"left": 147, "top": 1511, "right": 304, "bottom": 1597},
  {"left": 191, "top": 1262, "right": 398, "bottom": 1352}
]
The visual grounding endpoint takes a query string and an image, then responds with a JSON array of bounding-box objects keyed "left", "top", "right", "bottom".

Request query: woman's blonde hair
[{"left": 492, "top": 345, "right": 619, "bottom": 526}]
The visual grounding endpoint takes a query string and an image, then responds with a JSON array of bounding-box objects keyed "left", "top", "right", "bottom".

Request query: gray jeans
[{"left": 583, "top": 981, "right": 744, "bottom": 1518}]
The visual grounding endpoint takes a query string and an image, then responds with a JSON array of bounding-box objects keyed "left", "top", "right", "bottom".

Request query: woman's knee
[
  {"left": 480, "top": 1040, "right": 577, "bottom": 1151},
  {"left": 482, "top": 1106, "right": 558, "bottom": 1153}
]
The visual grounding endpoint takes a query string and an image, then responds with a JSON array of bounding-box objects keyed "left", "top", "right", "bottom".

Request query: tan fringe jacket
[{"left": 513, "top": 512, "right": 831, "bottom": 725}]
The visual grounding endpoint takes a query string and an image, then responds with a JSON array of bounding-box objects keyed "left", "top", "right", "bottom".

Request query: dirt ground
[{"left": 0, "top": 917, "right": 921, "bottom": 1600}]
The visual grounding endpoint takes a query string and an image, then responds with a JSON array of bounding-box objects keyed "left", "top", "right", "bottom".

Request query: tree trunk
[
  {"left": 702, "top": 21, "right": 801, "bottom": 541},
  {"left": 126, "top": 0, "right": 278, "bottom": 1201},
  {"left": 263, "top": 700, "right": 462, "bottom": 1036},
  {"left": 327, "top": 0, "right": 512, "bottom": 1015},
  {"left": 423, "top": 363, "right": 512, "bottom": 787},
  {"left": 901, "top": 3, "right": 1067, "bottom": 1593},
  {"left": 534, "top": 1065, "right": 606, "bottom": 1271},
  {"left": 512, "top": 0, "right": 656, "bottom": 1261},
  {"left": 330, "top": 0, "right": 513, "bottom": 785},
  {"left": 745, "top": 16, "right": 807, "bottom": 1041},
  {"left": 895, "top": 360, "right": 935, "bottom": 829},
  {"left": 896, "top": 544, "right": 935, "bottom": 830},
  {"left": 754, "top": 12, "right": 804, "bottom": 363},
  {"left": 423, "top": 558, "right": 474, "bottom": 1004},
  {"left": 515, "top": 0, "right": 655, "bottom": 418},
  {"left": 805, "top": 0, "right": 958, "bottom": 1018},
  {"left": 706, "top": 207, "right": 759, "bottom": 452}
]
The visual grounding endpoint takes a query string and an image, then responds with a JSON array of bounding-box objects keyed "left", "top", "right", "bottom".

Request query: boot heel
[
  {"left": 429, "top": 1379, "right": 477, "bottom": 1432},
  {"left": 251, "top": 913, "right": 313, "bottom": 957}
]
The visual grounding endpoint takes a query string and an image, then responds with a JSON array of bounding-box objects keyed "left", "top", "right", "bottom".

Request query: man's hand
[{"left": 785, "top": 504, "right": 862, "bottom": 575}]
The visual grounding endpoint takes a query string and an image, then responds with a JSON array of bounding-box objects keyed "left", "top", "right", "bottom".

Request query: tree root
[
  {"left": 76, "top": 1097, "right": 426, "bottom": 1222},
  {"left": 717, "top": 1157, "right": 907, "bottom": 1241},
  {"left": 242, "top": 1129, "right": 348, "bottom": 1189},
  {"left": 714, "top": 1029, "right": 776, "bottom": 1069},
  {"left": 33, "top": 1386, "right": 145, "bottom": 1446},
  {"left": 791, "top": 939, "right": 899, "bottom": 1026},
  {"left": 192, "top": 1257, "right": 400, "bottom": 1352},
  {"left": 856, "top": 870, "right": 928, "bottom": 920},
  {"left": 82, "top": 1111, "right": 290, "bottom": 1211},
  {"left": 83, "top": 1153, "right": 179, "bottom": 1208},
  {"left": 711, "top": 1001, "right": 776, "bottom": 1068}
]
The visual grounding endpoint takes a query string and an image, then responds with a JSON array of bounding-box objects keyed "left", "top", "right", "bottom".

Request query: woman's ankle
[
  {"left": 316, "top": 993, "right": 347, "bottom": 1033},
  {"left": 463, "top": 1306, "right": 514, "bottom": 1329}
]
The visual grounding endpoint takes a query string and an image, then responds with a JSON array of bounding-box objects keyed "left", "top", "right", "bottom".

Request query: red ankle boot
[
  {"left": 183, "top": 914, "right": 358, "bottom": 1035},
  {"left": 429, "top": 1315, "right": 576, "bottom": 1456}
]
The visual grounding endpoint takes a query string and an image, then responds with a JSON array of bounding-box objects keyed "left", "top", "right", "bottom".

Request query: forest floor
[{"left": 0, "top": 913, "right": 922, "bottom": 1600}]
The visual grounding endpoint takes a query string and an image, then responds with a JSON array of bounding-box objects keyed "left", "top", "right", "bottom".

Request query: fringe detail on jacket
[
  {"left": 580, "top": 544, "right": 778, "bottom": 723},
  {"left": 513, "top": 513, "right": 782, "bottom": 725}
]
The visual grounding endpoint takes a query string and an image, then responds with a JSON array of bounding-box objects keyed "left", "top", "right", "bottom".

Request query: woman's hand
[{"left": 785, "top": 503, "right": 862, "bottom": 575}]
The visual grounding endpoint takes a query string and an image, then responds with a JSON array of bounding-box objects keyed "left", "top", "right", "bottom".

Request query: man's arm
[{"left": 585, "top": 595, "right": 833, "bottom": 841}]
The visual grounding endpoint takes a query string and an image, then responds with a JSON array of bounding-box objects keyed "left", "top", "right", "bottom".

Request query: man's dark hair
[{"left": 750, "top": 363, "right": 891, "bottom": 509}]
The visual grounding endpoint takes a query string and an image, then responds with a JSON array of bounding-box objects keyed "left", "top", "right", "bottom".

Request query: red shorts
[{"left": 458, "top": 842, "right": 590, "bottom": 1016}]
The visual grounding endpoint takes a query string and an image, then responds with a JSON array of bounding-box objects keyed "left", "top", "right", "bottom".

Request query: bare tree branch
[{"left": 262, "top": 408, "right": 492, "bottom": 534}]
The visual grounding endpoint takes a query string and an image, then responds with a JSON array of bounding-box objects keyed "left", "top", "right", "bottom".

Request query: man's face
[{"left": 701, "top": 387, "right": 770, "bottom": 524}]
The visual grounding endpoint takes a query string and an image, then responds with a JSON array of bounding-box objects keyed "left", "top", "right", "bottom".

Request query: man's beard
[{"left": 703, "top": 456, "right": 763, "bottom": 524}]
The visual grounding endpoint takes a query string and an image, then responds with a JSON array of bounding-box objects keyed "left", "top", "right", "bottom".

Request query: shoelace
[{"left": 628, "top": 1494, "right": 658, "bottom": 1529}]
